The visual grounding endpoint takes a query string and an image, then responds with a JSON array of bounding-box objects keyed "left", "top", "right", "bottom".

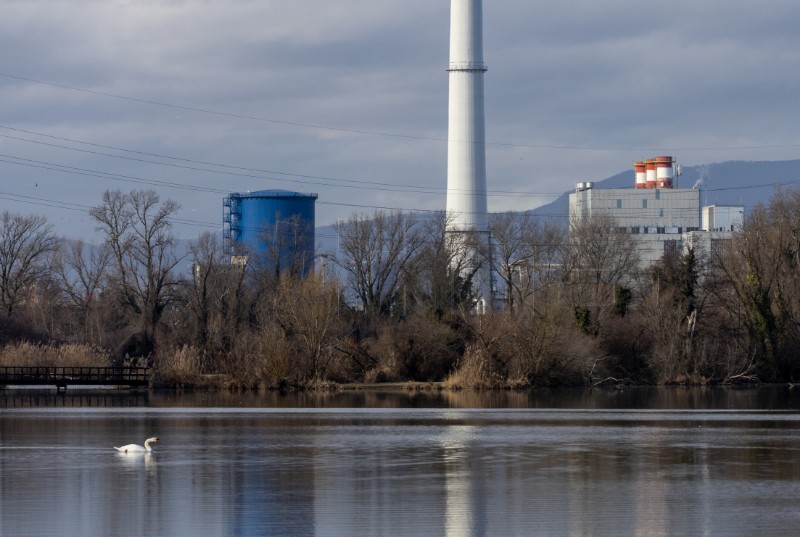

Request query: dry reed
[
  {"left": 152, "top": 345, "right": 203, "bottom": 386},
  {"left": 0, "top": 342, "right": 110, "bottom": 368},
  {"left": 443, "top": 344, "right": 498, "bottom": 390}
]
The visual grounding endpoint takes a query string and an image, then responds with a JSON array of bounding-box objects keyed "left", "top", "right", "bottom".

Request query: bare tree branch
[{"left": 0, "top": 212, "right": 58, "bottom": 317}]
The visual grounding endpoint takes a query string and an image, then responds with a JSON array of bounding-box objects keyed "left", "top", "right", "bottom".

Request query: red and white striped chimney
[
  {"left": 633, "top": 161, "right": 647, "bottom": 189},
  {"left": 645, "top": 159, "right": 657, "bottom": 189},
  {"left": 655, "top": 156, "right": 674, "bottom": 188},
  {"left": 635, "top": 156, "right": 676, "bottom": 189}
]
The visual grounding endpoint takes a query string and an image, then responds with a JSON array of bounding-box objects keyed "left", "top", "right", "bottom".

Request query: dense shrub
[{"left": 363, "top": 315, "right": 462, "bottom": 383}]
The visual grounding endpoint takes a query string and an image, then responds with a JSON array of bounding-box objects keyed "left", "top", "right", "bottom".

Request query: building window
[
  {"left": 617, "top": 199, "right": 622, "bottom": 209},
  {"left": 642, "top": 199, "right": 648, "bottom": 209}
]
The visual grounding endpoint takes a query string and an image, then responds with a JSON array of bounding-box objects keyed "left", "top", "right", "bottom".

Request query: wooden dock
[{"left": 0, "top": 366, "right": 150, "bottom": 391}]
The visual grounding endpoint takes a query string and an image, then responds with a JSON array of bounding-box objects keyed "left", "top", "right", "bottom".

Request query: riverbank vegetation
[{"left": 1, "top": 187, "right": 800, "bottom": 389}]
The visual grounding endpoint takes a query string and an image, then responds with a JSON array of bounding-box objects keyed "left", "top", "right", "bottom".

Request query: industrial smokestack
[
  {"left": 446, "top": 0, "right": 488, "bottom": 233},
  {"left": 655, "top": 156, "right": 674, "bottom": 188},
  {"left": 634, "top": 156, "right": 677, "bottom": 189},
  {"left": 633, "top": 161, "right": 647, "bottom": 189}
]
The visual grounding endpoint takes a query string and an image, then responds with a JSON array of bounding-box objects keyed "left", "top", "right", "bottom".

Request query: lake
[{"left": 1, "top": 387, "right": 799, "bottom": 536}]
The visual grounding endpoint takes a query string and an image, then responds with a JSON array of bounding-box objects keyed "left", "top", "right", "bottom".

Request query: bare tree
[
  {"left": 487, "top": 212, "right": 535, "bottom": 314},
  {"left": 710, "top": 189, "right": 800, "bottom": 379},
  {"left": 53, "top": 239, "right": 112, "bottom": 343},
  {"left": 184, "top": 231, "right": 249, "bottom": 370},
  {"left": 90, "top": 190, "right": 183, "bottom": 357},
  {"left": 0, "top": 212, "right": 58, "bottom": 317},
  {"left": 635, "top": 245, "right": 706, "bottom": 380},
  {"left": 523, "top": 220, "right": 567, "bottom": 308},
  {"left": 768, "top": 188, "right": 800, "bottom": 349},
  {"left": 562, "top": 215, "right": 640, "bottom": 331},
  {"left": 413, "top": 211, "right": 477, "bottom": 317},
  {"left": 271, "top": 273, "right": 347, "bottom": 380},
  {"left": 335, "top": 210, "right": 425, "bottom": 319}
]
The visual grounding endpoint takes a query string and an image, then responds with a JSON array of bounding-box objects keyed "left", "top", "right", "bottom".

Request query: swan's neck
[{"left": 144, "top": 439, "right": 154, "bottom": 451}]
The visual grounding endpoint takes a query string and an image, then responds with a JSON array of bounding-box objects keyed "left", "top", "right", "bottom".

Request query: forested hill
[{"left": 529, "top": 159, "right": 800, "bottom": 220}]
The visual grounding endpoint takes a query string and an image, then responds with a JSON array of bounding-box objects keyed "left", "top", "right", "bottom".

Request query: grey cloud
[{"left": 0, "top": 0, "right": 799, "bottom": 239}]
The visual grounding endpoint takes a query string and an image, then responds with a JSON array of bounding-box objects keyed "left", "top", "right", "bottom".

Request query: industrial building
[
  {"left": 569, "top": 157, "right": 706, "bottom": 267},
  {"left": 682, "top": 205, "right": 744, "bottom": 269},
  {"left": 702, "top": 205, "right": 744, "bottom": 232},
  {"left": 222, "top": 190, "right": 318, "bottom": 276}
]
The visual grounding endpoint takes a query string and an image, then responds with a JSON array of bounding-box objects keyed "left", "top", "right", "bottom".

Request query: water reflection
[
  {"left": 1, "top": 390, "right": 150, "bottom": 408},
  {"left": 2, "top": 390, "right": 800, "bottom": 536},
  {"left": 441, "top": 424, "right": 480, "bottom": 537},
  {"left": 3, "top": 385, "right": 800, "bottom": 410},
  {"left": 115, "top": 451, "right": 156, "bottom": 472}
]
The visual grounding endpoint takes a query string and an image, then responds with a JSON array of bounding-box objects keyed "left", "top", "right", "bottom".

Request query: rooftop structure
[{"left": 702, "top": 205, "right": 744, "bottom": 232}]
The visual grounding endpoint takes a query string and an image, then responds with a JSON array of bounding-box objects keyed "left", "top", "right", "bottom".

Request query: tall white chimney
[{"left": 446, "top": 0, "right": 488, "bottom": 233}]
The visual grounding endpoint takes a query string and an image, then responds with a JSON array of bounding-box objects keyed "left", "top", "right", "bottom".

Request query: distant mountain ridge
[
  {"left": 529, "top": 159, "right": 800, "bottom": 220},
  {"left": 315, "top": 159, "right": 800, "bottom": 253}
]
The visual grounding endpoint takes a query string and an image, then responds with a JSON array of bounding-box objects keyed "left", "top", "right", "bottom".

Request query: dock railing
[{"left": 0, "top": 366, "right": 150, "bottom": 390}]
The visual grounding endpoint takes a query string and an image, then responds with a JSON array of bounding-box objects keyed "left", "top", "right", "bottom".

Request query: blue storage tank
[{"left": 223, "top": 190, "right": 318, "bottom": 275}]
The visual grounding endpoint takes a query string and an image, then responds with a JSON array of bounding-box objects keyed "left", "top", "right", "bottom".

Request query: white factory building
[
  {"left": 568, "top": 157, "right": 743, "bottom": 268},
  {"left": 702, "top": 205, "right": 744, "bottom": 232}
]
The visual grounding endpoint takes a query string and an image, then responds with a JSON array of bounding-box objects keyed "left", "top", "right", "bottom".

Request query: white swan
[{"left": 115, "top": 437, "right": 159, "bottom": 453}]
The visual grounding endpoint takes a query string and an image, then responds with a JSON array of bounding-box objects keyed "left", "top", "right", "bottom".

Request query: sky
[{"left": 1, "top": 0, "right": 799, "bottom": 242}]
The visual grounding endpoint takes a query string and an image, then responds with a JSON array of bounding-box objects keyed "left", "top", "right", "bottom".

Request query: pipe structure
[{"left": 446, "top": 0, "right": 488, "bottom": 233}]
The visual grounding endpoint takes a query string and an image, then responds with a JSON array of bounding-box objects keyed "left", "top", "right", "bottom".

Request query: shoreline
[{"left": 4, "top": 379, "right": 790, "bottom": 395}]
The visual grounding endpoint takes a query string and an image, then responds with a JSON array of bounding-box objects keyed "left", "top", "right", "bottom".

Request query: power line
[
  {"left": 7, "top": 124, "right": 794, "bottom": 204},
  {"left": 0, "top": 189, "right": 345, "bottom": 239},
  {"left": 0, "top": 148, "right": 789, "bottom": 224},
  {"left": 0, "top": 184, "right": 789, "bottom": 249},
  {"left": 1, "top": 151, "right": 794, "bottom": 223},
  {"left": 4, "top": 72, "right": 800, "bottom": 153},
  {"left": 0, "top": 125, "right": 565, "bottom": 198},
  {"left": 0, "top": 73, "right": 450, "bottom": 143},
  {"left": 0, "top": 192, "right": 89, "bottom": 213},
  {"left": 0, "top": 126, "right": 446, "bottom": 194},
  {"left": 0, "top": 155, "right": 460, "bottom": 231},
  {"left": 0, "top": 154, "right": 229, "bottom": 193}
]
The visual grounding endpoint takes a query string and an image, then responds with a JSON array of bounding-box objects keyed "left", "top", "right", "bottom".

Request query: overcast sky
[{"left": 1, "top": 0, "right": 799, "bottom": 241}]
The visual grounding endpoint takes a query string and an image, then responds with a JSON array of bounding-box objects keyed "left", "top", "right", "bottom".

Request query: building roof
[{"left": 230, "top": 189, "right": 318, "bottom": 199}]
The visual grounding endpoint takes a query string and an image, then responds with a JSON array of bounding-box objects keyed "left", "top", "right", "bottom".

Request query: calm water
[{"left": 1, "top": 387, "right": 800, "bottom": 536}]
